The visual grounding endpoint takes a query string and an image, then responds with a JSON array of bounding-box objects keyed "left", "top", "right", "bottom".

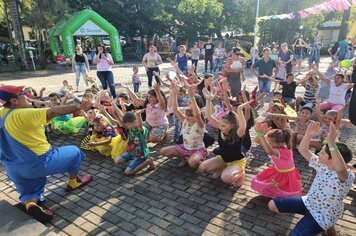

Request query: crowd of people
[{"left": 1, "top": 37, "right": 356, "bottom": 236}]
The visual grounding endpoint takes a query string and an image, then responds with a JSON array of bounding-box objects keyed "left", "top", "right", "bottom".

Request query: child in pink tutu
[{"left": 251, "top": 122, "right": 302, "bottom": 198}]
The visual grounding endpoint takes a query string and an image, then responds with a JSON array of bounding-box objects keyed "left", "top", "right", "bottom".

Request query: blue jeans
[
  {"left": 258, "top": 78, "right": 272, "bottom": 94},
  {"left": 133, "top": 83, "right": 140, "bottom": 93},
  {"left": 191, "top": 59, "right": 198, "bottom": 72},
  {"left": 119, "top": 152, "right": 145, "bottom": 171},
  {"left": 273, "top": 197, "right": 324, "bottom": 236},
  {"left": 146, "top": 67, "right": 160, "bottom": 88},
  {"left": 75, "top": 63, "right": 88, "bottom": 87},
  {"left": 205, "top": 56, "right": 213, "bottom": 73},
  {"left": 97, "top": 71, "right": 116, "bottom": 98},
  {"left": 258, "top": 78, "right": 272, "bottom": 101},
  {"left": 214, "top": 58, "right": 224, "bottom": 72}
]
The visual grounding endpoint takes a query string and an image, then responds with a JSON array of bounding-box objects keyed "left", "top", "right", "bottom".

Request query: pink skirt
[
  {"left": 251, "top": 166, "right": 302, "bottom": 198},
  {"left": 175, "top": 144, "right": 208, "bottom": 160}
]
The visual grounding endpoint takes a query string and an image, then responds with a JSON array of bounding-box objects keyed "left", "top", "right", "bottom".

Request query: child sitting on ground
[
  {"left": 24, "top": 86, "right": 45, "bottom": 100},
  {"left": 268, "top": 73, "right": 308, "bottom": 109},
  {"left": 114, "top": 111, "right": 155, "bottom": 175},
  {"left": 167, "top": 86, "right": 189, "bottom": 143},
  {"left": 251, "top": 122, "right": 302, "bottom": 198},
  {"left": 160, "top": 83, "right": 208, "bottom": 169},
  {"left": 86, "top": 75, "right": 100, "bottom": 94},
  {"left": 268, "top": 105, "right": 314, "bottom": 147},
  {"left": 58, "top": 80, "right": 74, "bottom": 96},
  {"left": 311, "top": 99, "right": 343, "bottom": 150},
  {"left": 268, "top": 122, "right": 354, "bottom": 236},
  {"left": 80, "top": 107, "right": 97, "bottom": 149},
  {"left": 84, "top": 114, "right": 125, "bottom": 161},
  {"left": 198, "top": 88, "right": 251, "bottom": 187},
  {"left": 121, "top": 83, "right": 169, "bottom": 143},
  {"left": 263, "top": 101, "right": 290, "bottom": 131},
  {"left": 315, "top": 69, "right": 353, "bottom": 112},
  {"left": 296, "top": 71, "right": 319, "bottom": 111}
]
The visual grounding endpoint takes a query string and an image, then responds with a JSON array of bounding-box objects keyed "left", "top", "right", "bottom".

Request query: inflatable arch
[{"left": 49, "top": 9, "right": 123, "bottom": 62}]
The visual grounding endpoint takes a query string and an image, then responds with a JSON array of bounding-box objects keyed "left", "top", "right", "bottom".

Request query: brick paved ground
[{"left": 0, "top": 58, "right": 355, "bottom": 235}]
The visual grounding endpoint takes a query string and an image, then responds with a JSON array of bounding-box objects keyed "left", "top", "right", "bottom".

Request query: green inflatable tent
[{"left": 49, "top": 9, "right": 123, "bottom": 62}]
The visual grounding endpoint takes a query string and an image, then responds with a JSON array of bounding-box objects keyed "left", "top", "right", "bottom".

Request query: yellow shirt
[{"left": 1, "top": 108, "right": 50, "bottom": 155}]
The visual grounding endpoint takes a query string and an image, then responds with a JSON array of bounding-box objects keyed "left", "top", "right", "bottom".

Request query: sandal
[
  {"left": 27, "top": 203, "right": 54, "bottom": 223},
  {"left": 65, "top": 174, "right": 93, "bottom": 192}
]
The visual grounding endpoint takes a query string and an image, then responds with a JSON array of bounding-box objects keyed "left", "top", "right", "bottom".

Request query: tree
[
  {"left": 169, "top": 0, "right": 224, "bottom": 42},
  {"left": 339, "top": 7, "right": 351, "bottom": 41},
  {"left": 7, "top": 0, "right": 27, "bottom": 68},
  {"left": 22, "top": 0, "right": 70, "bottom": 68}
]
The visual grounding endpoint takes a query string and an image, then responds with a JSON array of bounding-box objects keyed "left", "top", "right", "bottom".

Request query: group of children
[{"left": 26, "top": 56, "right": 356, "bottom": 236}]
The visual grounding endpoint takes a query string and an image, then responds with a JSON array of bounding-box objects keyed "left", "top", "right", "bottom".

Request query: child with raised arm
[
  {"left": 268, "top": 122, "right": 354, "bottom": 236},
  {"left": 114, "top": 111, "right": 155, "bottom": 175},
  {"left": 251, "top": 122, "right": 302, "bottom": 198},
  {"left": 311, "top": 98, "right": 343, "bottom": 150},
  {"left": 160, "top": 83, "right": 208, "bottom": 169},
  {"left": 268, "top": 105, "right": 314, "bottom": 146},
  {"left": 121, "top": 83, "right": 169, "bottom": 143},
  {"left": 267, "top": 73, "right": 311, "bottom": 109},
  {"left": 315, "top": 69, "right": 353, "bottom": 111},
  {"left": 198, "top": 88, "right": 251, "bottom": 187},
  {"left": 296, "top": 71, "right": 319, "bottom": 111}
]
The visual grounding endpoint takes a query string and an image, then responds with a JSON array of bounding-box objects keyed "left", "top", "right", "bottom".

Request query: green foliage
[{"left": 1, "top": 0, "right": 355, "bottom": 48}]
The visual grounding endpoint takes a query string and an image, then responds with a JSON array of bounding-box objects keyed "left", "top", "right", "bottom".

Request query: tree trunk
[
  {"left": 338, "top": 7, "right": 351, "bottom": 41},
  {"left": 216, "top": 30, "right": 222, "bottom": 39},
  {"left": 7, "top": 0, "right": 27, "bottom": 69}
]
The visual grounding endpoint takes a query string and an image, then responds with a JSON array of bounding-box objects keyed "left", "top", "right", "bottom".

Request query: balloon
[{"left": 340, "top": 60, "right": 352, "bottom": 68}]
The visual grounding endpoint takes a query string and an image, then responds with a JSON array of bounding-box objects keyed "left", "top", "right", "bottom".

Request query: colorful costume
[
  {"left": 251, "top": 147, "right": 302, "bottom": 198},
  {"left": 50, "top": 115, "right": 87, "bottom": 135},
  {"left": 117, "top": 127, "right": 150, "bottom": 171},
  {"left": 83, "top": 126, "right": 127, "bottom": 161},
  {"left": 0, "top": 108, "right": 84, "bottom": 203}
]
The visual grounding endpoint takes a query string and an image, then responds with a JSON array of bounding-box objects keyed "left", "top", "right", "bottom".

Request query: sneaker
[
  {"left": 65, "top": 174, "right": 93, "bottom": 192},
  {"left": 27, "top": 203, "right": 54, "bottom": 223}
]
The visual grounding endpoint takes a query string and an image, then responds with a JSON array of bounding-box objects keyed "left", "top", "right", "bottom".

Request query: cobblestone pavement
[{"left": 0, "top": 58, "right": 355, "bottom": 236}]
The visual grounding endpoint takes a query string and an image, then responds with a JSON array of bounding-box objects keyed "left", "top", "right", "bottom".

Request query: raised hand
[
  {"left": 202, "top": 88, "right": 213, "bottom": 100},
  {"left": 170, "top": 82, "right": 179, "bottom": 94},
  {"left": 236, "top": 100, "right": 252, "bottom": 111},
  {"left": 153, "top": 82, "right": 161, "bottom": 91},
  {"left": 119, "top": 83, "right": 129, "bottom": 90},
  {"left": 315, "top": 98, "right": 321, "bottom": 106},
  {"left": 168, "top": 58, "right": 177, "bottom": 67},
  {"left": 40, "top": 87, "right": 46, "bottom": 92},
  {"left": 220, "top": 78, "right": 229, "bottom": 89},
  {"left": 80, "top": 98, "right": 95, "bottom": 111},
  {"left": 254, "top": 122, "right": 269, "bottom": 134},
  {"left": 187, "top": 85, "right": 195, "bottom": 98},
  {"left": 135, "top": 109, "right": 145, "bottom": 115},
  {"left": 305, "top": 122, "right": 321, "bottom": 137},
  {"left": 326, "top": 122, "right": 338, "bottom": 144}
]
